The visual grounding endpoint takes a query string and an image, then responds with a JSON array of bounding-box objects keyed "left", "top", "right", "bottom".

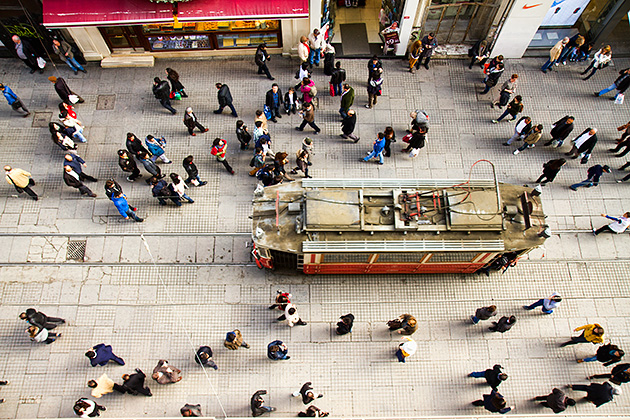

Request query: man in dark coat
[
  {"left": 469, "top": 365, "right": 508, "bottom": 390},
  {"left": 214, "top": 83, "right": 238, "bottom": 117},
  {"left": 183, "top": 107, "right": 208, "bottom": 136},
  {"left": 488, "top": 315, "right": 516, "bottom": 333},
  {"left": 534, "top": 388, "right": 576, "bottom": 413},
  {"left": 339, "top": 83, "right": 354, "bottom": 119},
  {"left": 336, "top": 313, "right": 354, "bottom": 335},
  {"left": 121, "top": 369, "right": 152, "bottom": 396},
  {"left": 49, "top": 76, "right": 83, "bottom": 105},
  {"left": 595, "top": 68, "right": 630, "bottom": 100},
  {"left": 292, "top": 382, "right": 323, "bottom": 405},
  {"left": 63, "top": 153, "right": 97, "bottom": 182},
  {"left": 570, "top": 164, "right": 611, "bottom": 190},
  {"left": 251, "top": 390, "right": 275, "bottom": 417},
  {"left": 194, "top": 346, "right": 218, "bottom": 370},
  {"left": 265, "top": 83, "right": 283, "bottom": 122},
  {"left": 151, "top": 177, "right": 181, "bottom": 206},
  {"left": 590, "top": 363, "right": 630, "bottom": 385},
  {"left": 544, "top": 115, "right": 574, "bottom": 147},
  {"left": 12, "top": 35, "right": 42, "bottom": 74},
  {"left": 568, "top": 382, "right": 620, "bottom": 407},
  {"left": 578, "top": 343, "right": 625, "bottom": 365},
  {"left": 419, "top": 33, "right": 438, "bottom": 69},
  {"left": 565, "top": 127, "right": 598, "bottom": 162},
  {"left": 85, "top": 344, "right": 125, "bottom": 366},
  {"left": 152, "top": 77, "right": 176, "bottom": 114},
  {"left": 126, "top": 134, "right": 149, "bottom": 159},
  {"left": 255, "top": 44, "right": 274, "bottom": 80},
  {"left": 19, "top": 308, "right": 65, "bottom": 330},
  {"left": 367, "top": 55, "right": 383, "bottom": 81},
  {"left": 341, "top": 109, "right": 359, "bottom": 142},
  {"left": 64, "top": 165, "right": 96, "bottom": 197},
  {"left": 469, "top": 39, "right": 489, "bottom": 69},
  {"left": 118, "top": 150, "right": 141, "bottom": 182}
]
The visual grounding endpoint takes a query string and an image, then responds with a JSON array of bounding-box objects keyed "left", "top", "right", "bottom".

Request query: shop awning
[{"left": 43, "top": 0, "right": 309, "bottom": 27}]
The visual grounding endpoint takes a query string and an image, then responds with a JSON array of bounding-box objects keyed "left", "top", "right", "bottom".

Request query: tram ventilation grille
[{"left": 66, "top": 240, "right": 87, "bottom": 261}]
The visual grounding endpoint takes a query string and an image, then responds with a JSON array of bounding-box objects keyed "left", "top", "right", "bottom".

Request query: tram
[{"left": 251, "top": 177, "right": 548, "bottom": 274}]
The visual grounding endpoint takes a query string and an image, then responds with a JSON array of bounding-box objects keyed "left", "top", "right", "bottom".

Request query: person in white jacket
[
  {"left": 593, "top": 212, "right": 630, "bottom": 235},
  {"left": 297, "top": 36, "right": 309, "bottom": 64},
  {"left": 581, "top": 45, "right": 612, "bottom": 81},
  {"left": 282, "top": 303, "right": 307, "bottom": 327}
]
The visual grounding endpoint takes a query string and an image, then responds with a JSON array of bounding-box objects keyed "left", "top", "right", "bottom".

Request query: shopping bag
[
  {"left": 402, "top": 133, "right": 412, "bottom": 143},
  {"left": 263, "top": 105, "right": 272, "bottom": 120},
  {"left": 68, "top": 94, "right": 79, "bottom": 104},
  {"left": 615, "top": 93, "right": 624, "bottom": 105},
  {"left": 329, "top": 83, "right": 335, "bottom": 96},
  {"left": 408, "top": 148, "right": 420, "bottom": 158},
  {"left": 36, "top": 57, "right": 46, "bottom": 69}
]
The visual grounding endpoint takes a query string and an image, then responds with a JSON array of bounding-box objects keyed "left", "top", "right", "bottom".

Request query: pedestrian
[
  {"left": 181, "top": 404, "right": 202, "bottom": 417},
  {"left": 367, "top": 55, "right": 383, "bottom": 82},
  {"left": 12, "top": 35, "right": 44, "bottom": 74},
  {"left": 105, "top": 178, "right": 125, "bottom": 200},
  {"left": 492, "top": 95, "right": 523, "bottom": 123},
  {"left": 291, "top": 149, "right": 311, "bottom": 178},
  {"left": 567, "top": 382, "right": 620, "bottom": 407},
  {"left": 541, "top": 37, "right": 569, "bottom": 73},
  {"left": 363, "top": 133, "right": 386, "bottom": 164},
  {"left": 523, "top": 292, "right": 562, "bottom": 314},
  {"left": 468, "top": 365, "right": 508, "bottom": 390},
  {"left": 336, "top": 313, "right": 354, "bottom": 335},
  {"left": 214, "top": 83, "right": 238, "bottom": 117},
  {"left": 472, "top": 389, "right": 512, "bottom": 414},
  {"left": 298, "top": 36, "right": 310, "bottom": 65},
  {"left": 111, "top": 192, "right": 143, "bottom": 222},
  {"left": 324, "top": 43, "right": 336, "bottom": 76},
  {"left": 224, "top": 329, "right": 250, "bottom": 350},
  {"left": 85, "top": 344, "right": 125, "bottom": 366},
  {"left": 387, "top": 314, "right": 418, "bottom": 335},
  {"left": 49, "top": 76, "right": 83, "bottom": 105},
  {"left": 616, "top": 162, "right": 630, "bottom": 183},
  {"left": 296, "top": 102, "right": 321, "bottom": 134},
  {"left": 138, "top": 152, "right": 162, "bottom": 181},
  {"left": 210, "top": 138, "right": 235, "bottom": 175},
  {"left": 565, "top": 128, "right": 598, "bottom": 163},
  {"left": 308, "top": 28, "right": 324, "bottom": 67},
  {"left": 249, "top": 147, "right": 266, "bottom": 176},
  {"left": 182, "top": 155, "right": 207, "bottom": 186},
  {"left": 121, "top": 369, "right": 152, "bottom": 396},
  {"left": 470, "top": 305, "right": 497, "bottom": 324},
  {"left": 419, "top": 32, "right": 437, "bottom": 69},
  {"left": 145, "top": 135, "right": 171, "bottom": 164},
  {"left": 195, "top": 346, "right": 218, "bottom": 370},
  {"left": 19, "top": 308, "right": 65, "bottom": 329},
  {"left": 292, "top": 382, "right": 323, "bottom": 404},
  {"left": 560, "top": 323, "right": 604, "bottom": 346},
  {"left": 52, "top": 38, "right": 86, "bottom": 74},
  {"left": 468, "top": 39, "right": 489, "bottom": 70},
  {"left": 126, "top": 132, "right": 149, "bottom": 158},
  {"left": 251, "top": 390, "right": 276, "bottom": 417},
  {"left": 267, "top": 340, "right": 290, "bottom": 360},
  {"left": 152, "top": 77, "right": 177, "bottom": 114},
  {"left": 236, "top": 120, "right": 252, "bottom": 150},
  {"left": 4, "top": 165, "right": 38, "bottom": 200},
  {"left": 166, "top": 68, "right": 187, "bottom": 98},
  {"left": 299, "top": 77, "right": 316, "bottom": 104},
  {"left": 255, "top": 109, "right": 269, "bottom": 133},
  {"left": 569, "top": 164, "right": 610, "bottom": 191},
  {"left": 544, "top": 115, "right": 575, "bottom": 148},
  {"left": 341, "top": 109, "right": 359, "bottom": 142},
  {"left": 184, "top": 107, "right": 208, "bottom": 136},
  {"left": 481, "top": 62, "right": 504, "bottom": 95},
  {"left": 26, "top": 325, "right": 59, "bottom": 344},
  {"left": 284, "top": 87, "right": 298, "bottom": 115},
  {"left": 578, "top": 343, "right": 625, "bottom": 365},
  {"left": 339, "top": 83, "right": 354, "bottom": 118},
  {"left": 491, "top": 74, "right": 518, "bottom": 109},
  {"left": 581, "top": 45, "right": 612, "bottom": 80},
  {"left": 594, "top": 67, "right": 630, "bottom": 101},
  {"left": 118, "top": 150, "right": 141, "bottom": 182},
  {"left": 87, "top": 373, "right": 125, "bottom": 398},
  {"left": 558, "top": 34, "right": 585, "bottom": 64},
  {"left": 170, "top": 173, "right": 194, "bottom": 203},
  {"left": 73, "top": 398, "right": 106, "bottom": 418},
  {"left": 592, "top": 212, "right": 630, "bottom": 235},
  {"left": 151, "top": 177, "right": 181, "bottom": 207},
  {"left": 590, "top": 363, "right": 630, "bottom": 385},
  {"left": 383, "top": 126, "right": 396, "bottom": 157},
  {"left": 330, "top": 61, "right": 346, "bottom": 95},
  {"left": 151, "top": 360, "right": 182, "bottom": 384},
  {"left": 59, "top": 110, "right": 87, "bottom": 143},
  {"left": 271, "top": 151, "right": 294, "bottom": 184},
  {"left": 298, "top": 406, "right": 329, "bottom": 417},
  {"left": 296, "top": 62, "right": 311, "bottom": 86},
  {"left": 614, "top": 120, "right": 630, "bottom": 146},
  {"left": 366, "top": 69, "right": 383, "bottom": 109},
  {"left": 0, "top": 83, "right": 30, "bottom": 117},
  {"left": 534, "top": 388, "right": 576, "bottom": 413},
  {"left": 50, "top": 122, "right": 77, "bottom": 150},
  {"left": 488, "top": 315, "right": 516, "bottom": 333},
  {"left": 265, "top": 83, "right": 283, "bottom": 122},
  {"left": 64, "top": 165, "right": 96, "bottom": 198},
  {"left": 255, "top": 43, "right": 274, "bottom": 80},
  {"left": 401, "top": 127, "right": 426, "bottom": 156},
  {"left": 283, "top": 303, "right": 307, "bottom": 327},
  {"left": 610, "top": 131, "right": 630, "bottom": 157},
  {"left": 408, "top": 38, "right": 422, "bottom": 73},
  {"left": 395, "top": 336, "right": 417, "bottom": 363},
  {"left": 513, "top": 124, "right": 543, "bottom": 155}
]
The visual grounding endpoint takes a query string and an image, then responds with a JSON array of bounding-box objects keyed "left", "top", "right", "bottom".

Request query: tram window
[
  {"left": 376, "top": 253, "right": 425, "bottom": 263},
  {"left": 429, "top": 252, "right": 479, "bottom": 263},
  {"left": 323, "top": 254, "right": 369, "bottom": 263}
]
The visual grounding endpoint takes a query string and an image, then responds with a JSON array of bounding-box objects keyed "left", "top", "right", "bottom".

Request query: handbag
[
  {"left": 36, "top": 57, "right": 46, "bottom": 69},
  {"left": 409, "top": 148, "right": 420, "bottom": 158},
  {"left": 68, "top": 94, "right": 80, "bottom": 104},
  {"left": 263, "top": 105, "right": 272, "bottom": 120},
  {"left": 402, "top": 133, "right": 412, "bottom": 143},
  {"left": 615, "top": 94, "right": 624, "bottom": 105}
]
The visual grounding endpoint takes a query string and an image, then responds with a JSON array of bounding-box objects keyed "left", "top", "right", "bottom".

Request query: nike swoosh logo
[{"left": 523, "top": 3, "right": 542, "bottom": 8}]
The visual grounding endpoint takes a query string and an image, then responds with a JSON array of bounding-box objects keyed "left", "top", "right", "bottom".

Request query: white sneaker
[
  {"left": 513, "top": 149, "right": 520, "bottom": 155},
  {"left": 292, "top": 391, "right": 300, "bottom": 397}
]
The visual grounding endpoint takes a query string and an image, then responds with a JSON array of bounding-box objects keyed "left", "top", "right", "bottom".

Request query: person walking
[
  {"left": 121, "top": 369, "right": 152, "bottom": 396},
  {"left": 523, "top": 292, "right": 562, "bottom": 314},
  {"left": 609, "top": 131, "right": 630, "bottom": 157},
  {"left": 195, "top": 346, "right": 218, "bottom": 370},
  {"left": 87, "top": 373, "right": 125, "bottom": 398},
  {"left": 468, "top": 39, "right": 489, "bottom": 70},
  {"left": 299, "top": 77, "right": 316, "bottom": 105},
  {"left": 565, "top": 127, "right": 598, "bottom": 163},
  {"left": 330, "top": 61, "right": 346, "bottom": 95},
  {"left": 292, "top": 382, "right": 323, "bottom": 404},
  {"left": 298, "top": 36, "right": 310, "bottom": 65},
  {"left": 104, "top": 178, "right": 123, "bottom": 200},
  {"left": 341, "top": 109, "right": 359, "bottom": 142},
  {"left": 138, "top": 152, "right": 162, "bottom": 181},
  {"left": 296, "top": 102, "right": 320, "bottom": 134},
  {"left": 267, "top": 340, "right": 290, "bottom": 360},
  {"left": 182, "top": 155, "right": 207, "bottom": 186},
  {"left": 118, "top": 150, "right": 141, "bottom": 182},
  {"left": 387, "top": 314, "right": 418, "bottom": 335},
  {"left": 152, "top": 360, "right": 182, "bottom": 384},
  {"left": 12, "top": 35, "right": 43, "bottom": 74},
  {"left": 52, "top": 38, "right": 86, "bottom": 75},
  {"left": 492, "top": 95, "right": 523, "bottom": 123},
  {"left": 488, "top": 315, "right": 516, "bottom": 333},
  {"left": 512, "top": 124, "right": 542, "bottom": 155},
  {"left": 308, "top": 28, "right": 324, "bottom": 67},
  {"left": 265, "top": 83, "right": 283, "bottom": 122},
  {"left": 339, "top": 83, "right": 354, "bottom": 118},
  {"left": 145, "top": 135, "right": 171, "bottom": 164},
  {"left": 224, "top": 329, "right": 250, "bottom": 350},
  {"left": 269, "top": 289, "right": 291, "bottom": 312},
  {"left": 111, "top": 192, "right": 143, "bottom": 222},
  {"left": 472, "top": 389, "right": 512, "bottom": 414},
  {"left": 170, "top": 173, "right": 194, "bottom": 203},
  {"left": 63, "top": 165, "right": 96, "bottom": 198},
  {"left": 50, "top": 76, "right": 83, "bottom": 105},
  {"left": 151, "top": 177, "right": 180, "bottom": 206},
  {"left": 594, "top": 67, "right": 630, "bottom": 101},
  {"left": 0, "top": 84, "right": 30, "bottom": 117},
  {"left": 214, "top": 83, "right": 238, "bottom": 117},
  {"left": 395, "top": 336, "right": 417, "bottom": 363},
  {"left": 73, "top": 398, "right": 106, "bottom": 418},
  {"left": 59, "top": 111, "right": 87, "bottom": 143},
  {"left": 558, "top": 34, "right": 585, "bottom": 64},
  {"left": 616, "top": 161, "right": 630, "bottom": 183},
  {"left": 26, "top": 325, "right": 60, "bottom": 344},
  {"left": 578, "top": 343, "right": 625, "bottom": 365},
  {"left": 534, "top": 388, "right": 576, "bottom": 413},
  {"left": 255, "top": 43, "right": 274, "bottom": 80},
  {"left": 503, "top": 116, "right": 531, "bottom": 147},
  {"left": 408, "top": 38, "right": 423, "bottom": 73},
  {"left": 481, "top": 62, "right": 504, "bottom": 95},
  {"left": 291, "top": 149, "right": 311, "bottom": 178},
  {"left": 181, "top": 404, "right": 202, "bottom": 417},
  {"left": 152, "top": 77, "right": 177, "bottom": 114},
  {"left": 541, "top": 37, "right": 569, "bottom": 73},
  {"left": 419, "top": 33, "right": 437, "bottom": 69},
  {"left": 366, "top": 69, "right": 383, "bottom": 109},
  {"left": 284, "top": 86, "right": 298, "bottom": 115},
  {"left": 166, "top": 68, "right": 187, "bottom": 98},
  {"left": 544, "top": 115, "right": 575, "bottom": 148},
  {"left": 4, "top": 165, "right": 38, "bottom": 200},
  {"left": 468, "top": 365, "right": 508, "bottom": 390},
  {"left": 126, "top": 133, "right": 149, "bottom": 159},
  {"left": 382, "top": 127, "right": 396, "bottom": 157},
  {"left": 491, "top": 74, "right": 518, "bottom": 109},
  {"left": 249, "top": 148, "right": 266, "bottom": 177},
  {"left": 581, "top": 45, "right": 612, "bottom": 80},
  {"left": 567, "top": 382, "right": 620, "bottom": 407},
  {"left": 363, "top": 133, "right": 386, "bottom": 165},
  {"left": 336, "top": 314, "right": 354, "bottom": 335},
  {"left": 251, "top": 390, "right": 276, "bottom": 417},
  {"left": 298, "top": 406, "right": 329, "bottom": 417},
  {"left": 283, "top": 303, "right": 307, "bottom": 327},
  {"left": 19, "top": 308, "right": 65, "bottom": 329},
  {"left": 592, "top": 212, "right": 630, "bottom": 235},
  {"left": 535, "top": 158, "right": 566, "bottom": 185},
  {"left": 560, "top": 323, "right": 604, "bottom": 346},
  {"left": 85, "top": 343, "right": 125, "bottom": 366},
  {"left": 401, "top": 128, "right": 426, "bottom": 156},
  {"left": 236, "top": 120, "right": 252, "bottom": 150},
  {"left": 590, "top": 363, "right": 630, "bottom": 385},
  {"left": 470, "top": 305, "right": 497, "bottom": 324},
  {"left": 184, "top": 107, "right": 208, "bottom": 136},
  {"left": 367, "top": 55, "right": 383, "bottom": 81},
  {"left": 569, "top": 164, "right": 610, "bottom": 191},
  {"left": 210, "top": 138, "right": 235, "bottom": 175}
]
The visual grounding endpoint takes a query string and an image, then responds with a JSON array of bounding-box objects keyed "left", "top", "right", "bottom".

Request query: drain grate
[
  {"left": 66, "top": 240, "right": 87, "bottom": 261},
  {"left": 31, "top": 112, "right": 52, "bottom": 128},
  {"left": 96, "top": 94, "right": 116, "bottom": 110}
]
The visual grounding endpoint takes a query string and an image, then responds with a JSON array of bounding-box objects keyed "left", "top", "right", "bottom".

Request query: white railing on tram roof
[
  {"left": 302, "top": 239, "right": 505, "bottom": 253},
  {"left": 301, "top": 178, "right": 498, "bottom": 189}
]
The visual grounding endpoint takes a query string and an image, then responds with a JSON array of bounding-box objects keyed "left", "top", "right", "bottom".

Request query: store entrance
[
  {"left": 422, "top": 0, "right": 501, "bottom": 45},
  {"left": 99, "top": 26, "right": 147, "bottom": 51}
]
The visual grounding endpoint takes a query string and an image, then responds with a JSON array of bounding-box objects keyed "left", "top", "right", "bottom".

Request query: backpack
[
  {"left": 309, "top": 85, "right": 318, "bottom": 97},
  {"left": 256, "top": 165, "right": 274, "bottom": 186}
]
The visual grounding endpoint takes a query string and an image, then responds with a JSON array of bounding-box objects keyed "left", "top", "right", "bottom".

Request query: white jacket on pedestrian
[{"left": 284, "top": 303, "right": 300, "bottom": 327}]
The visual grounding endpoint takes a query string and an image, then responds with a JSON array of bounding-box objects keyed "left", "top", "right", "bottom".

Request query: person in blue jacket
[
  {"left": 145, "top": 135, "right": 171, "bottom": 164},
  {"left": 111, "top": 192, "right": 143, "bottom": 222},
  {"left": 472, "top": 389, "right": 512, "bottom": 414},
  {"left": 362, "top": 132, "right": 386, "bottom": 165},
  {"left": 0, "top": 84, "right": 29, "bottom": 117},
  {"left": 267, "top": 340, "right": 290, "bottom": 360},
  {"left": 85, "top": 343, "right": 125, "bottom": 367}
]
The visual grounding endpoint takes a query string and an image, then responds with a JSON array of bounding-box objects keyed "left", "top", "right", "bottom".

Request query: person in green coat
[{"left": 339, "top": 83, "right": 354, "bottom": 119}]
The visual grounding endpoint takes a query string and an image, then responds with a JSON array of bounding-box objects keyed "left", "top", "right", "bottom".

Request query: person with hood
[
  {"left": 166, "top": 68, "right": 187, "bottom": 97},
  {"left": 255, "top": 43, "right": 274, "bottom": 80},
  {"left": 534, "top": 388, "right": 576, "bottom": 413},
  {"left": 0, "top": 83, "right": 30, "bottom": 117},
  {"left": 541, "top": 37, "right": 569, "bottom": 73},
  {"left": 12, "top": 35, "right": 43, "bottom": 74},
  {"left": 568, "top": 382, "right": 621, "bottom": 407},
  {"left": 214, "top": 83, "right": 237, "bottom": 117},
  {"left": 210, "top": 138, "right": 235, "bottom": 174},
  {"left": 184, "top": 107, "right": 208, "bottom": 136},
  {"left": 468, "top": 364, "right": 508, "bottom": 390},
  {"left": 341, "top": 109, "right": 359, "bottom": 142},
  {"left": 152, "top": 77, "right": 176, "bottom": 114},
  {"left": 145, "top": 135, "right": 171, "bottom": 164},
  {"left": 224, "top": 329, "right": 250, "bottom": 350},
  {"left": 595, "top": 67, "right": 630, "bottom": 101},
  {"left": 544, "top": 115, "right": 575, "bottom": 148},
  {"left": 565, "top": 127, "right": 598, "bottom": 163}
]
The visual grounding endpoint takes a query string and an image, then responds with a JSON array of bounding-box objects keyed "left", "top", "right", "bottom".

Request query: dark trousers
[
  {"left": 269, "top": 105, "right": 281, "bottom": 119},
  {"left": 13, "top": 184, "right": 38, "bottom": 200},
  {"left": 469, "top": 56, "right": 487, "bottom": 69},
  {"left": 127, "top": 167, "right": 141, "bottom": 180},
  {"left": 187, "top": 121, "right": 206, "bottom": 135},
  {"left": 299, "top": 119, "right": 320, "bottom": 133},
  {"left": 78, "top": 172, "right": 98, "bottom": 183},
  {"left": 611, "top": 140, "right": 630, "bottom": 157},
  {"left": 218, "top": 158, "right": 233, "bottom": 173},
  {"left": 560, "top": 332, "right": 588, "bottom": 346},
  {"left": 384, "top": 139, "right": 392, "bottom": 157},
  {"left": 157, "top": 196, "right": 182, "bottom": 207},
  {"left": 42, "top": 316, "right": 65, "bottom": 329},
  {"left": 571, "top": 384, "right": 589, "bottom": 392},
  {"left": 76, "top": 184, "right": 94, "bottom": 196},
  {"left": 21, "top": 58, "right": 39, "bottom": 72},
  {"left": 535, "top": 174, "right": 555, "bottom": 184},
  {"left": 581, "top": 63, "right": 599, "bottom": 80},
  {"left": 11, "top": 100, "right": 29, "bottom": 115},
  {"left": 258, "top": 63, "right": 273, "bottom": 79},
  {"left": 125, "top": 384, "right": 152, "bottom": 396},
  {"left": 216, "top": 103, "right": 238, "bottom": 116},
  {"left": 595, "top": 225, "right": 615, "bottom": 235},
  {"left": 159, "top": 98, "right": 177, "bottom": 114}
]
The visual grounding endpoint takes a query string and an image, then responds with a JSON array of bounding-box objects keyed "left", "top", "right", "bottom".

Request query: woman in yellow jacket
[{"left": 560, "top": 324, "right": 604, "bottom": 347}]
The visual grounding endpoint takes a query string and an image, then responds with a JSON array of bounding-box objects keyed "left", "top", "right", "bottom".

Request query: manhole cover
[
  {"left": 31, "top": 112, "right": 52, "bottom": 128},
  {"left": 96, "top": 94, "right": 116, "bottom": 110},
  {"left": 66, "top": 240, "right": 87, "bottom": 261}
]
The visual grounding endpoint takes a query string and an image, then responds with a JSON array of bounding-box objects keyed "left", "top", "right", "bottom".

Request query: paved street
[{"left": 0, "top": 53, "right": 628, "bottom": 418}]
